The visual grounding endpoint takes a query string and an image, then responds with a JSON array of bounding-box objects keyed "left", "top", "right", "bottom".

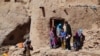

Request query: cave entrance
[
  {"left": 2, "top": 17, "right": 31, "bottom": 46},
  {"left": 50, "top": 17, "right": 65, "bottom": 37},
  {"left": 50, "top": 17, "right": 64, "bottom": 29}
]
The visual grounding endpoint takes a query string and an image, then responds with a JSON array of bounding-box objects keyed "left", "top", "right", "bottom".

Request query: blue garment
[
  {"left": 60, "top": 31, "right": 66, "bottom": 38},
  {"left": 57, "top": 24, "right": 62, "bottom": 36}
]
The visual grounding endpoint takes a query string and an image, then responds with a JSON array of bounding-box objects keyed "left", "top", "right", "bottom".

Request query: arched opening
[{"left": 2, "top": 17, "right": 31, "bottom": 46}]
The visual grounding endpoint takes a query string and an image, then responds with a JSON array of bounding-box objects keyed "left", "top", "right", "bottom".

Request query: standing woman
[
  {"left": 56, "top": 23, "right": 62, "bottom": 47},
  {"left": 65, "top": 21, "right": 72, "bottom": 50},
  {"left": 73, "top": 29, "right": 84, "bottom": 51},
  {"left": 56, "top": 24, "right": 62, "bottom": 37}
]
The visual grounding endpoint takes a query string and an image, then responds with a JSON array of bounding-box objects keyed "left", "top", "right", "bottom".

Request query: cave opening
[
  {"left": 50, "top": 17, "right": 65, "bottom": 38},
  {"left": 2, "top": 17, "right": 31, "bottom": 46},
  {"left": 50, "top": 17, "right": 64, "bottom": 28}
]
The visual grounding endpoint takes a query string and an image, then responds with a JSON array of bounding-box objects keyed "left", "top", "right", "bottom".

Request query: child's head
[{"left": 27, "top": 41, "right": 31, "bottom": 45}]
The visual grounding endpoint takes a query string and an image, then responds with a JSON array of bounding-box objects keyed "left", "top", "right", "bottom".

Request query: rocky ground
[
  {"left": 0, "top": 24, "right": 100, "bottom": 56},
  {"left": 0, "top": 46, "right": 9, "bottom": 56},
  {"left": 1, "top": 46, "right": 99, "bottom": 56},
  {"left": 1, "top": 29, "right": 100, "bottom": 56},
  {"left": 34, "top": 48, "right": 100, "bottom": 56}
]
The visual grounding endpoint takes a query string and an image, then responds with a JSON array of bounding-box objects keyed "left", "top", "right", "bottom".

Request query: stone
[{"left": 8, "top": 46, "right": 24, "bottom": 56}]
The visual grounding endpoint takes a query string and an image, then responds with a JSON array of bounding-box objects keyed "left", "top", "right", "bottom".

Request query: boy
[
  {"left": 59, "top": 28, "right": 66, "bottom": 49},
  {"left": 23, "top": 37, "right": 33, "bottom": 56}
]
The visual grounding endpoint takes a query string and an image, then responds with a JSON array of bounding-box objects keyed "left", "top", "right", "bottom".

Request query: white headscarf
[{"left": 77, "top": 28, "right": 82, "bottom": 37}]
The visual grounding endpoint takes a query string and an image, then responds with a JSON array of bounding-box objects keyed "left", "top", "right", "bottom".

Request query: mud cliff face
[
  {"left": 0, "top": 0, "right": 100, "bottom": 56},
  {"left": 30, "top": 0, "right": 100, "bottom": 49},
  {"left": 0, "top": 0, "right": 100, "bottom": 51},
  {"left": 0, "top": 0, "right": 30, "bottom": 45}
]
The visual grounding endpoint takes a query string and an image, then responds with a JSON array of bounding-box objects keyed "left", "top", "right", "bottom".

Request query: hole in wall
[
  {"left": 85, "top": 7, "right": 88, "bottom": 13},
  {"left": 64, "top": 9, "right": 68, "bottom": 15},
  {"left": 40, "top": 6, "right": 46, "bottom": 17},
  {"left": 53, "top": 10, "right": 56, "bottom": 13},
  {"left": 50, "top": 17, "right": 64, "bottom": 28},
  {"left": 49, "top": 17, "right": 65, "bottom": 44}
]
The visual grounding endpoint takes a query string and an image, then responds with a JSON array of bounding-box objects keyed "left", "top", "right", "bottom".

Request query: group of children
[{"left": 49, "top": 21, "right": 85, "bottom": 51}]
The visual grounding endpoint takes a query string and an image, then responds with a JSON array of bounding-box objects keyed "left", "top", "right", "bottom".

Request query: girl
[{"left": 49, "top": 27, "right": 56, "bottom": 48}]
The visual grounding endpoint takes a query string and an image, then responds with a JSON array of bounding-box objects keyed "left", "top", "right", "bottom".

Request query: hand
[
  {"left": 68, "top": 35, "right": 71, "bottom": 37},
  {"left": 30, "top": 45, "right": 33, "bottom": 50},
  {"left": 66, "top": 36, "right": 69, "bottom": 39}
]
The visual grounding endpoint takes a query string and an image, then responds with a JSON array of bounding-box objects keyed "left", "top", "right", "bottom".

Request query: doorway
[
  {"left": 50, "top": 17, "right": 65, "bottom": 47},
  {"left": 50, "top": 17, "right": 65, "bottom": 37},
  {"left": 50, "top": 17, "right": 64, "bottom": 28}
]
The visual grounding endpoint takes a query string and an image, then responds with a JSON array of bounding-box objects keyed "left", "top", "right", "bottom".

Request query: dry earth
[{"left": 0, "top": 0, "right": 100, "bottom": 56}]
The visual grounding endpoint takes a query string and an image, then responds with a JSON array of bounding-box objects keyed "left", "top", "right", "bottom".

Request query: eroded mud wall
[
  {"left": 0, "top": 0, "right": 31, "bottom": 46},
  {"left": 30, "top": 0, "right": 100, "bottom": 49}
]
